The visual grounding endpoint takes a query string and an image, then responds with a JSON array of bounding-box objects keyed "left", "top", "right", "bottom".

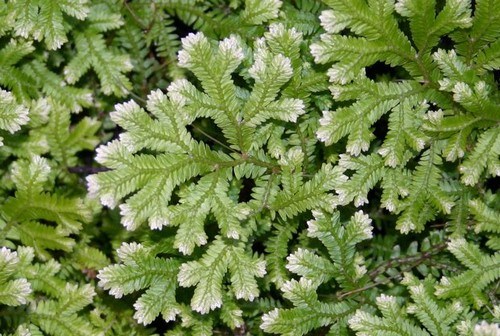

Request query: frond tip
[
  {"left": 0, "top": 89, "right": 29, "bottom": 145},
  {"left": 0, "top": 247, "right": 33, "bottom": 306}
]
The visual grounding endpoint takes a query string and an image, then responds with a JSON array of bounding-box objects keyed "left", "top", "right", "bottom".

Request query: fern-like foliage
[
  {"left": 9, "top": 0, "right": 90, "bottom": 50},
  {"left": 469, "top": 197, "right": 500, "bottom": 250},
  {"left": 2, "top": 0, "right": 497, "bottom": 334},
  {"left": 435, "top": 238, "right": 500, "bottom": 309},
  {"left": 116, "top": 0, "right": 298, "bottom": 98},
  {"left": 0, "top": 247, "right": 32, "bottom": 307},
  {"left": 0, "top": 243, "right": 154, "bottom": 335},
  {"left": 312, "top": 0, "right": 500, "bottom": 234},
  {"left": 262, "top": 0, "right": 499, "bottom": 333},
  {"left": 98, "top": 242, "right": 180, "bottom": 325},
  {"left": 349, "top": 271, "right": 500, "bottom": 336},
  {"left": 160, "top": 0, "right": 282, "bottom": 38},
  {"left": 64, "top": 1, "right": 133, "bottom": 97},
  {"left": 349, "top": 273, "right": 465, "bottom": 336},
  {"left": 1, "top": 0, "right": 131, "bottom": 103},
  {"left": 0, "top": 2, "right": 153, "bottom": 334},
  {"left": 1, "top": 155, "right": 91, "bottom": 259},
  {"left": 0, "top": 89, "right": 29, "bottom": 146},
  {"left": 0, "top": 246, "right": 98, "bottom": 335},
  {"left": 261, "top": 210, "right": 372, "bottom": 335},
  {"left": 90, "top": 23, "right": 335, "bottom": 332}
]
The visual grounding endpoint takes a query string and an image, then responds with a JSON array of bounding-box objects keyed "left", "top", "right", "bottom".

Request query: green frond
[
  {"left": 448, "top": 187, "right": 471, "bottom": 236},
  {"left": 0, "top": 277, "right": 32, "bottom": 306},
  {"left": 0, "top": 89, "right": 29, "bottom": 146},
  {"left": 115, "top": 22, "right": 151, "bottom": 83},
  {"left": 260, "top": 209, "right": 375, "bottom": 334},
  {"left": 435, "top": 238, "right": 500, "bottom": 308},
  {"left": 243, "top": 42, "right": 297, "bottom": 126},
  {"left": 0, "top": 246, "right": 107, "bottom": 335},
  {"left": 402, "top": 273, "right": 463, "bottom": 335},
  {"left": 313, "top": 0, "right": 416, "bottom": 75},
  {"left": 286, "top": 248, "right": 334, "bottom": 285},
  {"left": 0, "top": 1, "right": 14, "bottom": 37},
  {"left": 469, "top": 199, "right": 500, "bottom": 249},
  {"left": 0, "top": 39, "right": 36, "bottom": 100},
  {"left": 13, "top": 324, "right": 44, "bottom": 336},
  {"left": 21, "top": 60, "right": 93, "bottom": 113},
  {"left": 0, "top": 247, "right": 32, "bottom": 306},
  {"left": 432, "top": 48, "right": 474, "bottom": 83},
  {"left": 32, "top": 298, "right": 97, "bottom": 336},
  {"left": 86, "top": 1, "right": 123, "bottom": 32},
  {"left": 64, "top": 30, "right": 132, "bottom": 96},
  {"left": 397, "top": 146, "right": 455, "bottom": 233},
  {"left": 270, "top": 163, "right": 340, "bottom": 219},
  {"left": 10, "top": 0, "right": 89, "bottom": 50},
  {"left": 160, "top": 0, "right": 237, "bottom": 39},
  {"left": 112, "top": 93, "right": 194, "bottom": 153},
  {"left": 396, "top": 0, "right": 471, "bottom": 52},
  {"left": 348, "top": 265, "right": 473, "bottom": 335},
  {"left": 10, "top": 155, "right": 50, "bottom": 196},
  {"left": 3, "top": 192, "right": 91, "bottom": 234},
  {"left": 379, "top": 167, "right": 412, "bottom": 213},
  {"left": 261, "top": 278, "right": 355, "bottom": 335},
  {"left": 219, "top": 294, "right": 244, "bottom": 330},
  {"left": 306, "top": 210, "right": 372, "bottom": 288},
  {"left": 26, "top": 259, "right": 64, "bottom": 297},
  {"left": 89, "top": 149, "right": 208, "bottom": 230},
  {"left": 472, "top": 0, "right": 500, "bottom": 39},
  {"left": 452, "top": 82, "right": 499, "bottom": 120},
  {"left": 380, "top": 101, "right": 429, "bottom": 167},
  {"left": 168, "top": 171, "right": 248, "bottom": 254},
  {"left": 211, "top": 177, "right": 251, "bottom": 240},
  {"left": 280, "top": 0, "right": 324, "bottom": 36},
  {"left": 349, "top": 294, "right": 430, "bottom": 336},
  {"left": 176, "top": 32, "right": 248, "bottom": 149},
  {"left": 333, "top": 153, "right": 384, "bottom": 207},
  {"left": 57, "top": 283, "right": 95, "bottom": 315},
  {"left": 316, "top": 78, "right": 424, "bottom": 155},
  {"left": 422, "top": 112, "right": 492, "bottom": 162},
  {"left": 117, "top": 2, "right": 177, "bottom": 86},
  {"left": 98, "top": 243, "right": 180, "bottom": 311},
  {"left": 265, "top": 223, "right": 297, "bottom": 287},
  {"left": 173, "top": 29, "right": 304, "bottom": 150},
  {"left": 311, "top": 34, "right": 395, "bottom": 81},
  {"left": 264, "top": 21, "right": 302, "bottom": 66},
  {"left": 70, "top": 245, "right": 110, "bottom": 271},
  {"left": 14, "top": 221, "right": 74, "bottom": 260},
  {"left": 241, "top": 0, "right": 282, "bottom": 25},
  {"left": 178, "top": 238, "right": 266, "bottom": 314},
  {"left": 476, "top": 39, "right": 500, "bottom": 70},
  {"left": 146, "top": 14, "right": 179, "bottom": 60},
  {"left": 133, "top": 281, "right": 180, "bottom": 325},
  {"left": 43, "top": 102, "right": 100, "bottom": 167},
  {"left": 1, "top": 156, "right": 91, "bottom": 257},
  {"left": 459, "top": 127, "right": 500, "bottom": 186},
  {"left": 165, "top": 304, "right": 214, "bottom": 336}
]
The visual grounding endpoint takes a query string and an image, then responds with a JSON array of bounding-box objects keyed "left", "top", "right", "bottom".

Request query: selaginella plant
[
  {"left": 90, "top": 21, "right": 335, "bottom": 333},
  {"left": 90, "top": 0, "right": 499, "bottom": 335},
  {"left": 0, "top": 0, "right": 155, "bottom": 334},
  {"left": 261, "top": 0, "right": 500, "bottom": 334},
  {"left": 1, "top": 0, "right": 499, "bottom": 335}
]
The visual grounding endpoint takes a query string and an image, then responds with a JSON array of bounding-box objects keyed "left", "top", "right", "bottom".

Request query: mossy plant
[{"left": 0, "top": 0, "right": 499, "bottom": 335}]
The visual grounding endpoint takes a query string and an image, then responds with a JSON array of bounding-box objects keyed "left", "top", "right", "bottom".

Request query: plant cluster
[{"left": 0, "top": 0, "right": 499, "bottom": 335}]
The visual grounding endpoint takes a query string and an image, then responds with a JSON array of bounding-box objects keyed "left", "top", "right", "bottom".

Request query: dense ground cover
[{"left": 0, "top": 0, "right": 499, "bottom": 335}]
